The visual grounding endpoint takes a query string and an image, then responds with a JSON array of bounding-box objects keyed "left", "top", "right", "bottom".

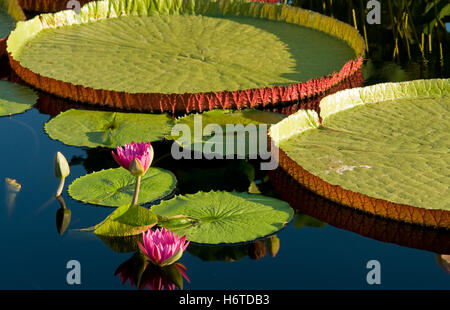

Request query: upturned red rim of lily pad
[{"left": 7, "top": 0, "right": 365, "bottom": 113}]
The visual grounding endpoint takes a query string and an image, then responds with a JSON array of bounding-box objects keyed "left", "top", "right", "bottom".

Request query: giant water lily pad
[
  {"left": 169, "top": 109, "right": 286, "bottom": 157},
  {"left": 69, "top": 167, "right": 177, "bottom": 207},
  {"left": 44, "top": 109, "right": 174, "bottom": 148},
  {"left": 152, "top": 191, "right": 294, "bottom": 244},
  {"left": 7, "top": 0, "right": 364, "bottom": 112},
  {"left": 269, "top": 79, "right": 450, "bottom": 228},
  {"left": 0, "top": 80, "right": 37, "bottom": 116}
]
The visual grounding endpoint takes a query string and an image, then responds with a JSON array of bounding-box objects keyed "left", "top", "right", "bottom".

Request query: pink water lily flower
[
  {"left": 112, "top": 142, "right": 154, "bottom": 176},
  {"left": 138, "top": 227, "right": 190, "bottom": 267}
]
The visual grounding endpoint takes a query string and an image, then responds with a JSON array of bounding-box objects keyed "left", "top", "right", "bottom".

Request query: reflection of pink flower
[
  {"left": 142, "top": 263, "right": 191, "bottom": 291},
  {"left": 114, "top": 255, "right": 148, "bottom": 287},
  {"left": 138, "top": 228, "right": 190, "bottom": 267},
  {"left": 115, "top": 253, "right": 190, "bottom": 290},
  {"left": 116, "top": 268, "right": 139, "bottom": 287},
  {"left": 112, "top": 142, "right": 153, "bottom": 176}
]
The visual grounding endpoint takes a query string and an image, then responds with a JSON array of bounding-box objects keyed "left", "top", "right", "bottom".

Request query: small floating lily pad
[
  {"left": 0, "top": 80, "right": 37, "bottom": 116},
  {"left": 69, "top": 167, "right": 177, "bottom": 207},
  {"left": 44, "top": 109, "right": 174, "bottom": 148},
  {"left": 93, "top": 204, "right": 158, "bottom": 237},
  {"left": 169, "top": 109, "right": 286, "bottom": 157},
  {"left": 270, "top": 79, "right": 450, "bottom": 228},
  {"left": 152, "top": 191, "right": 294, "bottom": 244}
]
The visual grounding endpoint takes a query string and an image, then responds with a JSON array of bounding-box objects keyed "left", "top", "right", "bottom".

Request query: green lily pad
[
  {"left": 152, "top": 191, "right": 294, "bottom": 244},
  {"left": 8, "top": 0, "right": 357, "bottom": 95},
  {"left": 293, "top": 212, "right": 327, "bottom": 229},
  {"left": 44, "top": 109, "right": 174, "bottom": 148},
  {"left": 93, "top": 204, "right": 158, "bottom": 237},
  {"left": 0, "top": 81, "right": 37, "bottom": 116},
  {"left": 169, "top": 109, "right": 286, "bottom": 157},
  {"left": 187, "top": 243, "right": 249, "bottom": 262},
  {"left": 68, "top": 167, "right": 177, "bottom": 207},
  {"left": 0, "top": 7, "right": 14, "bottom": 39},
  {"left": 0, "top": 0, "right": 25, "bottom": 39},
  {"left": 270, "top": 79, "right": 450, "bottom": 223}
]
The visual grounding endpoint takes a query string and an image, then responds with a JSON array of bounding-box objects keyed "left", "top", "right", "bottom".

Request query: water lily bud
[
  {"left": 54, "top": 152, "right": 70, "bottom": 179},
  {"left": 129, "top": 158, "right": 145, "bottom": 177}
]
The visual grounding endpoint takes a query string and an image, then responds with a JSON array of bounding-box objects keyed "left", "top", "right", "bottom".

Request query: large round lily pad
[
  {"left": 68, "top": 167, "right": 177, "bottom": 207},
  {"left": 269, "top": 79, "right": 450, "bottom": 228},
  {"left": 44, "top": 109, "right": 174, "bottom": 148},
  {"left": 169, "top": 109, "right": 286, "bottom": 158},
  {"left": 7, "top": 0, "right": 364, "bottom": 112},
  {"left": 152, "top": 191, "right": 294, "bottom": 244},
  {"left": 0, "top": 80, "right": 37, "bottom": 116}
]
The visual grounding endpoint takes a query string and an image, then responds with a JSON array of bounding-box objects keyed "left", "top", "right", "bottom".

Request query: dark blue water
[
  {"left": 0, "top": 54, "right": 449, "bottom": 290},
  {"left": 1, "top": 93, "right": 449, "bottom": 290}
]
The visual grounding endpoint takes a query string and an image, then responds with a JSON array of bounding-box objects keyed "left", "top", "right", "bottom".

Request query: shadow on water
[{"left": 269, "top": 167, "right": 450, "bottom": 254}]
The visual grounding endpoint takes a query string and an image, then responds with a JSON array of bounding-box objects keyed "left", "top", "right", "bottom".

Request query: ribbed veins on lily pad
[
  {"left": 152, "top": 191, "right": 294, "bottom": 244},
  {"left": 269, "top": 79, "right": 450, "bottom": 228},
  {"left": 89, "top": 191, "right": 294, "bottom": 245}
]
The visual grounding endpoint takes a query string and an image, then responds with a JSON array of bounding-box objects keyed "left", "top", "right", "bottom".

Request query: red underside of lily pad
[
  {"left": 268, "top": 167, "right": 450, "bottom": 254},
  {"left": 18, "top": 0, "right": 281, "bottom": 12},
  {"left": 8, "top": 54, "right": 363, "bottom": 113}
]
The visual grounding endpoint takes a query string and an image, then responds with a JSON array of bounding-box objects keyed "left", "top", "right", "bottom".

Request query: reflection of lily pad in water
[
  {"left": 270, "top": 79, "right": 450, "bottom": 228},
  {"left": 68, "top": 167, "right": 177, "bottom": 207},
  {"left": 97, "top": 234, "right": 141, "bottom": 253},
  {"left": 293, "top": 212, "right": 327, "bottom": 229},
  {"left": 0, "top": 80, "right": 37, "bottom": 116},
  {"left": 7, "top": 0, "right": 364, "bottom": 112},
  {"left": 169, "top": 109, "right": 286, "bottom": 158},
  {"left": 152, "top": 191, "right": 294, "bottom": 244},
  {"left": 44, "top": 109, "right": 174, "bottom": 148},
  {"left": 268, "top": 167, "right": 450, "bottom": 254}
]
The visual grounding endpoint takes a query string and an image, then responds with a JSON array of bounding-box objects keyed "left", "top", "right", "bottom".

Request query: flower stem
[
  {"left": 132, "top": 175, "right": 141, "bottom": 206},
  {"left": 55, "top": 177, "right": 65, "bottom": 197}
]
